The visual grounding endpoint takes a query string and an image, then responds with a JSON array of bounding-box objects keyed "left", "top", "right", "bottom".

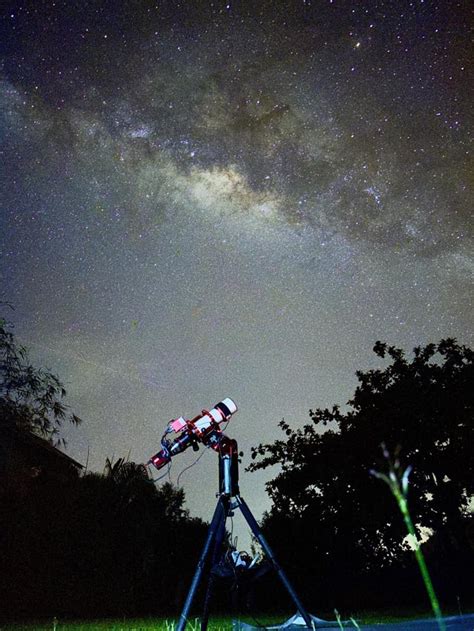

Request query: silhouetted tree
[
  {"left": 0, "top": 452, "right": 208, "bottom": 619},
  {"left": 0, "top": 311, "right": 208, "bottom": 619},
  {"left": 249, "top": 339, "right": 474, "bottom": 607},
  {"left": 0, "top": 311, "right": 81, "bottom": 444}
]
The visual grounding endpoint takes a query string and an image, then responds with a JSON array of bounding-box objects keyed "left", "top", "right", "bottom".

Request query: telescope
[
  {"left": 145, "top": 396, "right": 312, "bottom": 631},
  {"left": 148, "top": 397, "right": 238, "bottom": 471}
]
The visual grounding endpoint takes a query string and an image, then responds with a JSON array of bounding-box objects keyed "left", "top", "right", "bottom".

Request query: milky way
[{"left": 1, "top": 1, "right": 472, "bottom": 540}]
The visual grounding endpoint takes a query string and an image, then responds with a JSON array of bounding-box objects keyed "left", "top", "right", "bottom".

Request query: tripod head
[{"left": 148, "top": 398, "right": 238, "bottom": 471}]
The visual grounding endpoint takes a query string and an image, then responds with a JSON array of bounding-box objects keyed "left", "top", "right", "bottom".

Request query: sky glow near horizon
[{"left": 1, "top": 1, "right": 472, "bottom": 541}]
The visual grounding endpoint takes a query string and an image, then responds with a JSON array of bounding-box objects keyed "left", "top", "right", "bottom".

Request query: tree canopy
[
  {"left": 0, "top": 311, "right": 209, "bottom": 618},
  {"left": 0, "top": 452, "right": 208, "bottom": 618},
  {"left": 0, "top": 311, "right": 81, "bottom": 444},
  {"left": 248, "top": 339, "right": 474, "bottom": 606}
]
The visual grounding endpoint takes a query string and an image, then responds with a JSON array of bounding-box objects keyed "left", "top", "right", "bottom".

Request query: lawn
[{"left": 1, "top": 609, "right": 471, "bottom": 631}]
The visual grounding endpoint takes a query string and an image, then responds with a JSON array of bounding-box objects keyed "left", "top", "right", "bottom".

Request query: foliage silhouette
[
  {"left": 248, "top": 339, "right": 474, "bottom": 608},
  {"left": 0, "top": 452, "right": 208, "bottom": 618},
  {"left": 0, "top": 310, "right": 81, "bottom": 445},
  {"left": 0, "top": 310, "right": 208, "bottom": 619}
]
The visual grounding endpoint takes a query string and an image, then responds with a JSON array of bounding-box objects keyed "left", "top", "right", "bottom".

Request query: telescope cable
[
  {"left": 148, "top": 461, "right": 172, "bottom": 484},
  {"left": 176, "top": 445, "right": 209, "bottom": 488}
]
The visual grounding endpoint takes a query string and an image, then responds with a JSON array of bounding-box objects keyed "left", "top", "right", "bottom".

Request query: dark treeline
[
  {"left": 0, "top": 313, "right": 208, "bottom": 619},
  {"left": 250, "top": 339, "right": 474, "bottom": 612},
  {"left": 0, "top": 457, "right": 207, "bottom": 618}
]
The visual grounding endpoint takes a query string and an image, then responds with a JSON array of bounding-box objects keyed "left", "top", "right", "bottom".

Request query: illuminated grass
[
  {"left": 0, "top": 617, "right": 243, "bottom": 631},
  {"left": 0, "top": 619, "right": 171, "bottom": 631},
  {"left": 1, "top": 609, "right": 473, "bottom": 631}
]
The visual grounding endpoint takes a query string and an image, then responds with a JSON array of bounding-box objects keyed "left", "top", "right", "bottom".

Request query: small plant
[
  {"left": 370, "top": 444, "right": 446, "bottom": 631},
  {"left": 334, "top": 609, "right": 344, "bottom": 630},
  {"left": 334, "top": 609, "right": 361, "bottom": 629}
]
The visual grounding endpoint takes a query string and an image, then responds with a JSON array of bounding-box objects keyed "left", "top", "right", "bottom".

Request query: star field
[{"left": 1, "top": 1, "right": 473, "bottom": 538}]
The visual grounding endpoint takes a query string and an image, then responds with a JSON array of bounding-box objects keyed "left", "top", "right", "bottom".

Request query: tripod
[{"left": 176, "top": 439, "right": 312, "bottom": 631}]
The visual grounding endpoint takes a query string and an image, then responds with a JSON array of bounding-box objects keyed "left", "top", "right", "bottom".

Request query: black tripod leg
[
  {"left": 236, "top": 496, "right": 312, "bottom": 629},
  {"left": 200, "top": 505, "right": 228, "bottom": 631},
  {"left": 177, "top": 500, "right": 226, "bottom": 631}
]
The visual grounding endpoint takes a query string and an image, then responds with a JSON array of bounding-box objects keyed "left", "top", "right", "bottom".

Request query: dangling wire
[
  {"left": 220, "top": 418, "right": 232, "bottom": 434},
  {"left": 176, "top": 445, "right": 209, "bottom": 487},
  {"left": 147, "top": 460, "right": 172, "bottom": 484},
  {"left": 146, "top": 429, "right": 173, "bottom": 484}
]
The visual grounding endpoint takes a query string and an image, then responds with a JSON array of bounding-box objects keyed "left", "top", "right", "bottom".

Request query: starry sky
[{"left": 1, "top": 1, "right": 473, "bottom": 541}]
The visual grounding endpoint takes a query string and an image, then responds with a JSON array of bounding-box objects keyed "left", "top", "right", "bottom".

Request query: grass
[
  {"left": 0, "top": 616, "right": 236, "bottom": 631},
  {"left": 1, "top": 608, "right": 473, "bottom": 631},
  {"left": 1, "top": 619, "right": 171, "bottom": 631},
  {"left": 0, "top": 618, "right": 226, "bottom": 631}
]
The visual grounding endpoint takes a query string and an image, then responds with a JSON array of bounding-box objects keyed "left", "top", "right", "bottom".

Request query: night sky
[{"left": 1, "top": 1, "right": 472, "bottom": 542}]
